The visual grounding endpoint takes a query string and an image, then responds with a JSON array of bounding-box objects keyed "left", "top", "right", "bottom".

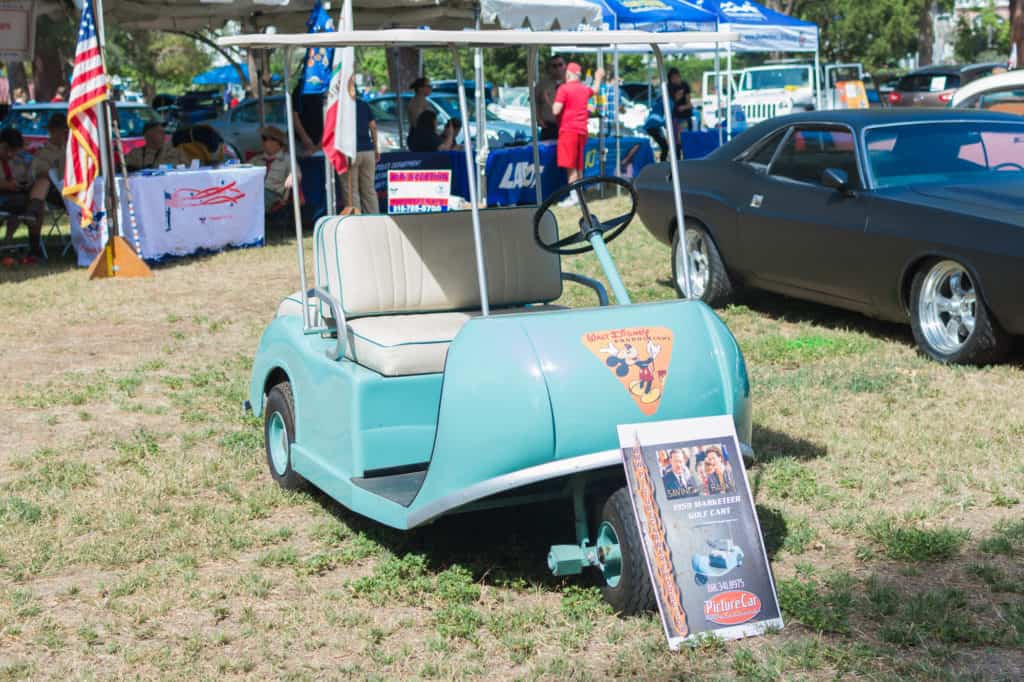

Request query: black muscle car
[{"left": 635, "top": 110, "right": 1024, "bottom": 364}]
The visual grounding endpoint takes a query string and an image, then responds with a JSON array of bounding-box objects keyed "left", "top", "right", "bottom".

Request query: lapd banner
[
  {"left": 486, "top": 136, "right": 654, "bottom": 207},
  {"left": 616, "top": 416, "right": 782, "bottom": 649}
]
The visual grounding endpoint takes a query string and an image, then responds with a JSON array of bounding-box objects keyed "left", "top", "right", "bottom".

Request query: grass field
[{"left": 1, "top": 201, "right": 1022, "bottom": 680}]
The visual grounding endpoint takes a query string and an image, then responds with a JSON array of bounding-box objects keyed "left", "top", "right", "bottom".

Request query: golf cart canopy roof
[{"left": 217, "top": 28, "right": 739, "bottom": 49}]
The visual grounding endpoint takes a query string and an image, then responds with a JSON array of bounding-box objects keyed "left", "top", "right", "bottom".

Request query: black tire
[
  {"left": 672, "top": 221, "right": 734, "bottom": 307},
  {"left": 909, "top": 259, "right": 1009, "bottom": 365},
  {"left": 598, "top": 487, "right": 657, "bottom": 616},
  {"left": 263, "top": 382, "right": 307, "bottom": 490}
]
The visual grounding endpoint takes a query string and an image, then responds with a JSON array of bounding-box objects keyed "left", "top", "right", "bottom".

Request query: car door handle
[{"left": 750, "top": 194, "right": 763, "bottom": 208}]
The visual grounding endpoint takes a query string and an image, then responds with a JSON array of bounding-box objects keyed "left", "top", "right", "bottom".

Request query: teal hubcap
[
  {"left": 267, "top": 411, "right": 289, "bottom": 476},
  {"left": 596, "top": 521, "right": 622, "bottom": 588}
]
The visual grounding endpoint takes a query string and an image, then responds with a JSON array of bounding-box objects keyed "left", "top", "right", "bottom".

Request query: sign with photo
[
  {"left": 616, "top": 415, "right": 782, "bottom": 649},
  {"left": 386, "top": 169, "right": 452, "bottom": 214}
]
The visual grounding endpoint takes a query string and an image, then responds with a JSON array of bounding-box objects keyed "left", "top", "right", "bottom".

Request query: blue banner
[
  {"left": 487, "top": 137, "right": 655, "bottom": 207},
  {"left": 301, "top": 2, "right": 335, "bottom": 95}
]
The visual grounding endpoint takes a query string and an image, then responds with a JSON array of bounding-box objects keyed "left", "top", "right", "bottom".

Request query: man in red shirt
[{"left": 553, "top": 62, "right": 604, "bottom": 201}]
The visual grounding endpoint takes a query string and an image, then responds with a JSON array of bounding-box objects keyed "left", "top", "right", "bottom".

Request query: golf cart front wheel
[
  {"left": 264, "top": 381, "right": 307, "bottom": 491},
  {"left": 598, "top": 487, "right": 656, "bottom": 616}
]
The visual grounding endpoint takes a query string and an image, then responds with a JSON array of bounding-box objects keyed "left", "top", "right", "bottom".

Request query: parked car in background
[
  {"left": 951, "top": 69, "right": 1024, "bottom": 115},
  {"left": 207, "top": 95, "right": 287, "bottom": 160},
  {"left": 2, "top": 102, "right": 163, "bottom": 154},
  {"left": 429, "top": 80, "right": 495, "bottom": 104},
  {"left": 634, "top": 109, "right": 1024, "bottom": 365},
  {"left": 489, "top": 86, "right": 531, "bottom": 125},
  {"left": 367, "top": 92, "right": 531, "bottom": 151},
  {"left": 887, "top": 63, "right": 1006, "bottom": 107}
]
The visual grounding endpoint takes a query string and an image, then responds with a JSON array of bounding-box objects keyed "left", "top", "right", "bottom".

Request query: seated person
[
  {"left": 407, "top": 110, "right": 459, "bottom": 152},
  {"left": 171, "top": 124, "right": 227, "bottom": 167},
  {"left": 0, "top": 128, "right": 32, "bottom": 245},
  {"left": 258, "top": 125, "right": 299, "bottom": 211},
  {"left": 125, "top": 121, "right": 177, "bottom": 171},
  {"left": 18, "top": 114, "right": 68, "bottom": 262}
]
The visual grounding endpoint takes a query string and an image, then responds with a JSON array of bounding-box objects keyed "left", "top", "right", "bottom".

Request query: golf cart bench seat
[{"left": 280, "top": 208, "right": 564, "bottom": 376}]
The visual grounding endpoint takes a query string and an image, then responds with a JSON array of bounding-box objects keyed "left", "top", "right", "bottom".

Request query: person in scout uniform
[
  {"left": 125, "top": 122, "right": 176, "bottom": 171},
  {"left": 0, "top": 128, "right": 33, "bottom": 246},
  {"left": 20, "top": 114, "right": 68, "bottom": 262},
  {"left": 259, "top": 125, "right": 299, "bottom": 211}
]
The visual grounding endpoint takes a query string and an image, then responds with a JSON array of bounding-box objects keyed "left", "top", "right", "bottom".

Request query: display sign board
[
  {"left": 387, "top": 169, "right": 451, "bottom": 214},
  {"left": 0, "top": 1, "right": 35, "bottom": 62},
  {"left": 617, "top": 415, "right": 783, "bottom": 649}
]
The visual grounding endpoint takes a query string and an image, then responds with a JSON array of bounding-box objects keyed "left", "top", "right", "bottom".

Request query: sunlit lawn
[{"left": 0, "top": 200, "right": 1022, "bottom": 679}]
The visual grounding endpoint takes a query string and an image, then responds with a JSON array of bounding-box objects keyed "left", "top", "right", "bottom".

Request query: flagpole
[{"left": 92, "top": 0, "right": 119, "bottom": 251}]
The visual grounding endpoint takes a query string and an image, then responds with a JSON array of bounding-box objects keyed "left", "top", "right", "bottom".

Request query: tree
[
  {"left": 954, "top": 1, "right": 1011, "bottom": 64},
  {"left": 1012, "top": 0, "right": 1024, "bottom": 67},
  {"left": 106, "top": 30, "right": 213, "bottom": 98}
]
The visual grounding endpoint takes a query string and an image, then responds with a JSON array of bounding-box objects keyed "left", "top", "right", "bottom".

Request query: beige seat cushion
[
  {"left": 346, "top": 306, "right": 562, "bottom": 376},
  {"left": 314, "top": 208, "right": 562, "bottom": 318}
]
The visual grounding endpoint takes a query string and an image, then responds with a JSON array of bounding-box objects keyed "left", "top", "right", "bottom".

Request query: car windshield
[
  {"left": 865, "top": 122, "right": 1024, "bottom": 188},
  {"left": 743, "top": 68, "right": 810, "bottom": 90},
  {"left": 116, "top": 107, "right": 163, "bottom": 137},
  {"left": 3, "top": 107, "right": 52, "bottom": 135},
  {"left": 430, "top": 94, "right": 500, "bottom": 122}
]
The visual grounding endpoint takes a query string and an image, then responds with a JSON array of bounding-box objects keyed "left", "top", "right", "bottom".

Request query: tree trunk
[
  {"left": 387, "top": 47, "right": 420, "bottom": 95},
  {"left": 918, "top": 1, "right": 935, "bottom": 67},
  {"left": 7, "top": 60, "right": 29, "bottom": 95}
]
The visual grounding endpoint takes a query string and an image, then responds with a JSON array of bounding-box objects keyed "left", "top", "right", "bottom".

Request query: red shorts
[{"left": 557, "top": 131, "right": 588, "bottom": 171}]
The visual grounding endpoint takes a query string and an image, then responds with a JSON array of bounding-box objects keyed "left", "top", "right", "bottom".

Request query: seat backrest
[{"left": 314, "top": 207, "right": 562, "bottom": 317}]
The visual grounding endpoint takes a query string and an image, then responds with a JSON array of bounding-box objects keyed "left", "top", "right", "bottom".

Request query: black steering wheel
[
  {"left": 993, "top": 162, "right": 1024, "bottom": 172},
  {"left": 533, "top": 176, "right": 638, "bottom": 255}
]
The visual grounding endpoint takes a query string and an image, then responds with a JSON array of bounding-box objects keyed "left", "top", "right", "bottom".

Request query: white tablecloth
[{"left": 117, "top": 166, "right": 265, "bottom": 261}]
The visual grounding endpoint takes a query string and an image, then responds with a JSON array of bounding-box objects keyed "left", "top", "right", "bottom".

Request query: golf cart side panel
[
  {"left": 249, "top": 316, "right": 443, "bottom": 476},
  {"left": 408, "top": 301, "right": 752, "bottom": 519}
]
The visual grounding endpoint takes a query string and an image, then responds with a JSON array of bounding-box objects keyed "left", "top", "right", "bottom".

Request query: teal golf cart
[{"left": 225, "top": 28, "right": 745, "bottom": 613}]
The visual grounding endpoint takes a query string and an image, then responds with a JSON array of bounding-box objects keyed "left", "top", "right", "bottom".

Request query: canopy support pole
[
  {"left": 597, "top": 48, "right": 605, "bottom": 196},
  {"left": 283, "top": 47, "right": 311, "bottom": 330},
  {"left": 324, "top": 96, "right": 336, "bottom": 214},
  {"left": 652, "top": 44, "right": 692, "bottom": 300},
  {"left": 389, "top": 48, "right": 405, "bottom": 149},
  {"left": 474, "top": 15, "right": 487, "bottom": 206},
  {"left": 614, "top": 48, "right": 621, "bottom": 194},
  {"left": 451, "top": 45, "right": 490, "bottom": 316},
  {"left": 527, "top": 46, "right": 542, "bottom": 206}
]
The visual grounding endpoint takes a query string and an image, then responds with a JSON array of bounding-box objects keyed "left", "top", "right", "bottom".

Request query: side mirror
[{"left": 822, "top": 167, "right": 852, "bottom": 195}]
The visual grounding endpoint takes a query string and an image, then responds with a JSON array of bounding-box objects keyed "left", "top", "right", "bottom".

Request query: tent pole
[
  {"left": 283, "top": 47, "right": 310, "bottom": 330},
  {"left": 726, "top": 41, "right": 733, "bottom": 141},
  {"left": 714, "top": 41, "right": 722, "bottom": 147},
  {"left": 814, "top": 43, "right": 822, "bottom": 110},
  {"left": 527, "top": 46, "right": 542, "bottom": 206},
  {"left": 653, "top": 43, "right": 691, "bottom": 299},
  {"left": 390, "top": 48, "right": 405, "bottom": 149},
  {"left": 451, "top": 45, "right": 489, "bottom": 316}
]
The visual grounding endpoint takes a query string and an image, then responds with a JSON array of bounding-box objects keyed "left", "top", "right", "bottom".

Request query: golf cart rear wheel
[
  {"left": 264, "top": 382, "right": 307, "bottom": 491},
  {"left": 598, "top": 487, "right": 656, "bottom": 616}
]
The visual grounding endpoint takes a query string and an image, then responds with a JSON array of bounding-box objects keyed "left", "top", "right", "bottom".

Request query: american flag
[{"left": 62, "top": 0, "right": 109, "bottom": 225}]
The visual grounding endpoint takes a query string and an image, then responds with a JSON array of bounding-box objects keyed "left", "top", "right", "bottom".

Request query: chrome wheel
[
  {"left": 678, "top": 227, "right": 710, "bottom": 299},
  {"left": 918, "top": 260, "right": 976, "bottom": 355}
]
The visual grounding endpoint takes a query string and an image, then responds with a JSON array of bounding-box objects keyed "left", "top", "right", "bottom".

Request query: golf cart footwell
[{"left": 351, "top": 470, "right": 428, "bottom": 507}]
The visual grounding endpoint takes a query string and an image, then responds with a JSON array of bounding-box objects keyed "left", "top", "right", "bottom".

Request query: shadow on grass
[
  {"left": 752, "top": 423, "right": 827, "bottom": 463},
  {"left": 317, "top": 490, "right": 582, "bottom": 590},
  {"left": 0, "top": 238, "right": 78, "bottom": 283},
  {"left": 737, "top": 289, "right": 913, "bottom": 347}
]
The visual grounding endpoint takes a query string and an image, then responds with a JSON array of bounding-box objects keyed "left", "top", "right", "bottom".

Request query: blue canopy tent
[
  {"left": 193, "top": 64, "right": 250, "bottom": 86},
  {"left": 590, "top": 0, "right": 716, "bottom": 31},
  {"left": 706, "top": 0, "right": 818, "bottom": 54}
]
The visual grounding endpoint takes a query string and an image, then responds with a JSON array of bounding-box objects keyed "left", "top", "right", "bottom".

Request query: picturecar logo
[{"left": 704, "top": 590, "right": 761, "bottom": 625}]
